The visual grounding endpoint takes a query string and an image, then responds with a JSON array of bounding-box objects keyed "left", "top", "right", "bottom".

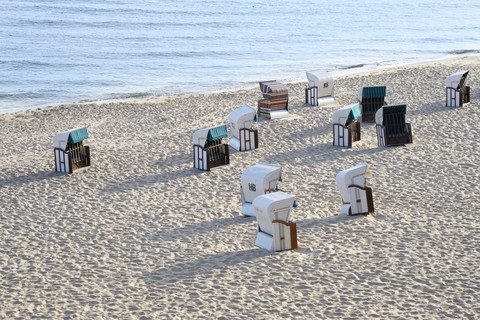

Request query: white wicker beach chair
[
  {"left": 332, "top": 103, "right": 362, "bottom": 148},
  {"left": 228, "top": 105, "right": 258, "bottom": 152},
  {"left": 336, "top": 164, "right": 374, "bottom": 216},
  {"left": 305, "top": 71, "right": 334, "bottom": 106},
  {"left": 193, "top": 125, "right": 229, "bottom": 171},
  {"left": 53, "top": 127, "right": 91, "bottom": 173},
  {"left": 254, "top": 191, "right": 297, "bottom": 251},
  {"left": 445, "top": 70, "right": 470, "bottom": 107}
]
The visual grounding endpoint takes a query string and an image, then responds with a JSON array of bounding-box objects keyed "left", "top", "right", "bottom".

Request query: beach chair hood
[
  {"left": 332, "top": 103, "right": 362, "bottom": 126},
  {"left": 445, "top": 70, "right": 468, "bottom": 89},
  {"left": 336, "top": 163, "right": 368, "bottom": 203},
  {"left": 375, "top": 104, "right": 406, "bottom": 126},
  {"left": 228, "top": 105, "right": 256, "bottom": 139},
  {"left": 53, "top": 127, "right": 88, "bottom": 150},
  {"left": 306, "top": 71, "right": 334, "bottom": 97},
  {"left": 241, "top": 163, "right": 282, "bottom": 203},
  {"left": 358, "top": 86, "right": 386, "bottom": 102},
  {"left": 192, "top": 125, "right": 228, "bottom": 147}
]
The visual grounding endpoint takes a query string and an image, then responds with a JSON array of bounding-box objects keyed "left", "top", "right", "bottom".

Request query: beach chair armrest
[
  {"left": 347, "top": 184, "right": 369, "bottom": 191},
  {"left": 272, "top": 220, "right": 293, "bottom": 226}
]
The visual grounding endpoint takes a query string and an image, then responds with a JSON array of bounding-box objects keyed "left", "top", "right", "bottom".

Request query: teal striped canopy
[
  {"left": 362, "top": 86, "right": 386, "bottom": 98},
  {"left": 68, "top": 127, "right": 89, "bottom": 144},
  {"left": 383, "top": 104, "right": 406, "bottom": 115},
  {"left": 349, "top": 103, "right": 362, "bottom": 120},
  {"left": 207, "top": 125, "right": 228, "bottom": 141}
]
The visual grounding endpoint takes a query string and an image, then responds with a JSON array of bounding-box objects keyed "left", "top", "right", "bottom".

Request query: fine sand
[{"left": 0, "top": 56, "right": 479, "bottom": 319}]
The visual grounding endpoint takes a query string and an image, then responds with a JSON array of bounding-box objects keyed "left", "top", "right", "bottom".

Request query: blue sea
[{"left": 1, "top": 0, "right": 479, "bottom": 114}]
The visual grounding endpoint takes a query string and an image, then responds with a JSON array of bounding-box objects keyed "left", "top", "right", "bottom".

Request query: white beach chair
[
  {"left": 305, "top": 71, "right": 335, "bottom": 106},
  {"left": 53, "top": 127, "right": 91, "bottom": 173},
  {"left": 241, "top": 163, "right": 282, "bottom": 217},
  {"left": 332, "top": 103, "right": 362, "bottom": 148},
  {"left": 254, "top": 191, "right": 298, "bottom": 252},
  {"left": 336, "top": 164, "right": 374, "bottom": 216},
  {"left": 228, "top": 105, "right": 258, "bottom": 152},
  {"left": 445, "top": 70, "right": 470, "bottom": 107},
  {"left": 193, "top": 125, "right": 230, "bottom": 171}
]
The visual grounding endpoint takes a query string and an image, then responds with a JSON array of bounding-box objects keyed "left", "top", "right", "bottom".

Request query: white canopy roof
[
  {"left": 228, "top": 105, "right": 256, "bottom": 139},
  {"left": 253, "top": 191, "right": 295, "bottom": 236},
  {"left": 445, "top": 70, "right": 468, "bottom": 89},
  {"left": 306, "top": 71, "right": 334, "bottom": 98},
  {"left": 192, "top": 128, "right": 210, "bottom": 147},
  {"left": 375, "top": 106, "right": 384, "bottom": 125},
  {"left": 332, "top": 103, "right": 357, "bottom": 125},
  {"left": 241, "top": 163, "right": 282, "bottom": 203},
  {"left": 53, "top": 127, "right": 87, "bottom": 151},
  {"left": 336, "top": 164, "right": 368, "bottom": 203}
]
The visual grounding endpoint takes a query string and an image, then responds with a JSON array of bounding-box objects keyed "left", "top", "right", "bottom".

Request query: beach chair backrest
[
  {"left": 445, "top": 70, "right": 468, "bottom": 90},
  {"left": 358, "top": 86, "right": 386, "bottom": 116},
  {"left": 379, "top": 105, "right": 407, "bottom": 137}
]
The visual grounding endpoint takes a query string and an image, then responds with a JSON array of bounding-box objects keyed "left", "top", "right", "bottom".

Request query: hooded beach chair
[
  {"left": 305, "top": 71, "right": 335, "bottom": 106},
  {"left": 336, "top": 164, "right": 374, "bottom": 216},
  {"left": 332, "top": 103, "right": 362, "bottom": 148},
  {"left": 228, "top": 105, "right": 258, "bottom": 152},
  {"left": 240, "top": 163, "right": 282, "bottom": 217},
  {"left": 53, "top": 127, "right": 91, "bottom": 173},
  {"left": 445, "top": 70, "right": 470, "bottom": 107},
  {"left": 258, "top": 80, "right": 289, "bottom": 119},
  {"left": 375, "top": 104, "right": 412, "bottom": 147},
  {"left": 193, "top": 125, "right": 229, "bottom": 171},
  {"left": 358, "top": 86, "right": 387, "bottom": 122},
  {"left": 254, "top": 191, "right": 298, "bottom": 252}
]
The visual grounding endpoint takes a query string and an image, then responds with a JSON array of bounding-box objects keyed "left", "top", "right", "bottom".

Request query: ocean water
[{"left": 1, "top": 0, "right": 479, "bottom": 114}]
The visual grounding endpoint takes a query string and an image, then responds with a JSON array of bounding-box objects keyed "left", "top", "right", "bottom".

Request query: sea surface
[{"left": 1, "top": 0, "right": 479, "bottom": 114}]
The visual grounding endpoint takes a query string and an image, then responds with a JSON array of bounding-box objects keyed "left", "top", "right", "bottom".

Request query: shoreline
[
  {"left": 1, "top": 55, "right": 479, "bottom": 319},
  {"left": 1, "top": 53, "right": 479, "bottom": 116}
]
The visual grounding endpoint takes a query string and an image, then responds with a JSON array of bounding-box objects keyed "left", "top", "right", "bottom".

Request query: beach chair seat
[
  {"left": 258, "top": 80, "right": 289, "bottom": 119},
  {"left": 240, "top": 163, "right": 282, "bottom": 216},
  {"left": 193, "top": 125, "right": 230, "bottom": 171},
  {"left": 332, "top": 103, "right": 362, "bottom": 148},
  {"left": 228, "top": 105, "right": 258, "bottom": 152},
  {"left": 305, "top": 71, "right": 335, "bottom": 106},
  {"left": 375, "top": 104, "right": 412, "bottom": 147},
  {"left": 53, "top": 127, "right": 91, "bottom": 173},
  {"left": 336, "top": 164, "right": 374, "bottom": 216},
  {"left": 254, "top": 191, "right": 298, "bottom": 251},
  {"left": 358, "top": 86, "right": 387, "bottom": 122},
  {"left": 445, "top": 70, "right": 470, "bottom": 107}
]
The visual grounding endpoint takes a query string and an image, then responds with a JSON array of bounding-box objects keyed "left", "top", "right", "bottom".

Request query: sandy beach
[{"left": 0, "top": 55, "right": 479, "bottom": 319}]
